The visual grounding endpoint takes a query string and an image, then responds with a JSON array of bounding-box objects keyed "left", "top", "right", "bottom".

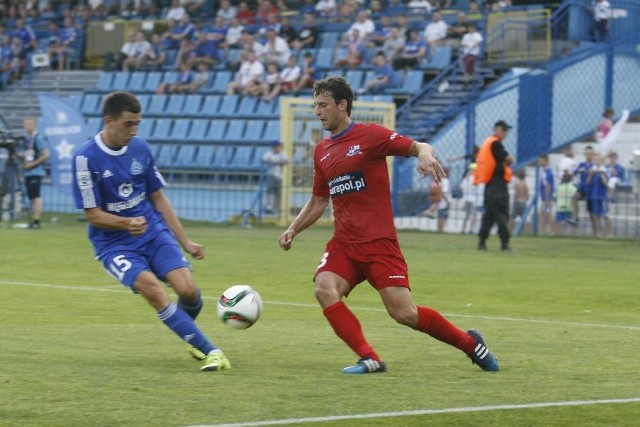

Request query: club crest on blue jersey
[
  {"left": 131, "top": 159, "right": 144, "bottom": 175},
  {"left": 119, "top": 183, "right": 134, "bottom": 198}
]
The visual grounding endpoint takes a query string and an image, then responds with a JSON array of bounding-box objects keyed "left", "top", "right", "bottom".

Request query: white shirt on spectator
[
  {"left": 315, "top": 0, "right": 337, "bottom": 16},
  {"left": 226, "top": 24, "right": 245, "bottom": 46},
  {"left": 263, "top": 150, "right": 288, "bottom": 179},
  {"left": 279, "top": 64, "right": 301, "bottom": 83},
  {"left": 166, "top": 5, "right": 186, "bottom": 21},
  {"left": 348, "top": 19, "right": 375, "bottom": 39},
  {"left": 408, "top": 0, "right": 434, "bottom": 14},
  {"left": 461, "top": 31, "right": 483, "bottom": 56},
  {"left": 237, "top": 60, "right": 265, "bottom": 86},
  {"left": 261, "top": 36, "right": 291, "bottom": 67},
  {"left": 424, "top": 20, "right": 448, "bottom": 44},
  {"left": 593, "top": 1, "right": 611, "bottom": 21}
]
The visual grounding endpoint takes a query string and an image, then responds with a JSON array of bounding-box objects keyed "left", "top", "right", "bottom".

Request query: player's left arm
[
  {"left": 149, "top": 189, "right": 204, "bottom": 260},
  {"left": 408, "top": 141, "right": 446, "bottom": 182}
]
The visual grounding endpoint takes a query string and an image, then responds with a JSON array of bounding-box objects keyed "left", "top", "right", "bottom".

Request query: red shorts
[{"left": 314, "top": 238, "right": 410, "bottom": 290}]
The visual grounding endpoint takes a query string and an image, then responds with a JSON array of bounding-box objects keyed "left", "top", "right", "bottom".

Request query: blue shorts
[
  {"left": 437, "top": 208, "right": 449, "bottom": 219},
  {"left": 99, "top": 229, "right": 191, "bottom": 290},
  {"left": 588, "top": 199, "right": 608, "bottom": 217},
  {"left": 555, "top": 211, "right": 572, "bottom": 222}
]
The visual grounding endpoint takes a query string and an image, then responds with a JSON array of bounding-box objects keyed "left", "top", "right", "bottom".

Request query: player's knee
[
  {"left": 135, "top": 279, "right": 170, "bottom": 310},
  {"left": 314, "top": 283, "right": 340, "bottom": 306},
  {"left": 388, "top": 307, "right": 417, "bottom": 327}
]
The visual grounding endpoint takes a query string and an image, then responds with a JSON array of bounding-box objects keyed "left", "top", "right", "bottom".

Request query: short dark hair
[
  {"left": 103, "top": 91, "right": 141, "bottom": 119},
  {"left": 313, "top": 76, "right": 354, "bottom": 116}
]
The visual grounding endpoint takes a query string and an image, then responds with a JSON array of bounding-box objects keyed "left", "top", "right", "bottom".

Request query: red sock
[
  {"left": 416, "top": 306, "right": 474, "bottom": 355},
  {"left": 323, "top": 301, "right": 380, "bottom": 361}
]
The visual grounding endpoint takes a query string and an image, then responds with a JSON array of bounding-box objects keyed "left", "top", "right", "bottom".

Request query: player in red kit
[{"left": 278, "top": 76, "right": 499, "bottom": 374}]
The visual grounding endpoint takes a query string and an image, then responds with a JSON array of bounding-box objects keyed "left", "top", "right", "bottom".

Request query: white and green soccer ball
[{"left": 216, "top": 285, "right": 263, "bottom": 329}]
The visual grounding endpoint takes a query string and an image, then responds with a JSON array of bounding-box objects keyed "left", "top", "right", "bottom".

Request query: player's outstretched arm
[
  {"left": 149, "top": 190, "right": 204, "bottom": 260},
  {"left": 409, "top": 141, "right": 446, "bottom": 182},
  {"left": 279, "top": 195, "right": 329, "bottom": 251},
  {"left": 84, "top": 207, "right": 148, "bottom": 236}
]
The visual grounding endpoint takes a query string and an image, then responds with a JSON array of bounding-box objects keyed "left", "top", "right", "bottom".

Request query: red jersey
[{"left": 313, "top": 122, "right": 414, "bottom": 243}]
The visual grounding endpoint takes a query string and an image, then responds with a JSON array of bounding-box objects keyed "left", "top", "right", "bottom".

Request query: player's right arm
[
  {"left": 84, "top": 208, "right": 148, "bottom": 236},
  {"left": 278, "top": 195, "right": 329, "bottom": 251}
]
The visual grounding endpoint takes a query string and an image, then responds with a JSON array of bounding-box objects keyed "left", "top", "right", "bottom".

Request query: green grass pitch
[{"left": 1, "top": 216, "right": 639, "bottom": 426}]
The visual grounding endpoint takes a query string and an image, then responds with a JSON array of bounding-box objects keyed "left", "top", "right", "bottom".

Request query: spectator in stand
[
  {"left": 176, "top": 37, "right": 196, "bottom": 69},
  {"left": 468, "top": 1, "right": 481, "bottom": 14},
  {"left": 0, "top": 34, "right": 17, "bottom": 88},
  {"left": 123, "top": 31, "right": 152, "bottom": 72},
  {"left": 369, "top": 0, "right": 385, "bottom": 20},
  {"left": 460, "top": 23, "right": 483, "bottom": 86},
  {"left": 605, "top": 151, "right": 624, "bottom": 202},
  {"left": 300, "top": 0, "right": 316, "bottom": 15},
  {"left": 508, "top": 168, "right": 529, "bottom": 233},
  {"left": 157, "top": 61, "right": 194, "bottom": 94},
  {"left": 369, "top": 15, "right": 393, "bottom": 48},
  {"left": 382, "top": 26, "right": 406, "bottom": 64},
  {"left": 278, "top": 16, "right": 298, "bottom": 48},
  {"left": 348, "top": 10, "right": 375, "bottom": 40},
  {"left": 113, "top": 31, "right": 136, "bottom": 71},
  {"left": 461, "top": 163, "right": 484, "bottom": 234},
  {"left": 236, "top": 1, "right": 256, "bottom": 25},
  {"left": 357, "top": 52, "right": 399, "bottom": 95},
  {"left": 537, "top": 154, "right": 555, "bottom": 235},
  {"left": 334, "top": 28, "right": 366, "bottom": 70},
  {"left": 260, "top": 61, "right": 282, "bottom": 102},
  {"left": 392, "top": 28, "right": 427, "bottom": 70},
  {"left": 189, "top": 62, "right": 211, "bottom": 92},
  {"left": 144, "top": 33, "right": 168, "bottom": 71},
  {"left": 279, "top": 55, "right": 301, "bottom": 95},
  {"left": 595, "top": 106, "right": 614, "bottom": 143},
  {"left": 190, "top": 31, "right": 219, "bottom": 70},
  {"left": 554, "top": 171, "right": 577, "bottom": 236},
  {"left": 216, "top": 0, "right": 237, "bottom": 25},
  {"left": 408, "top": 0, "right": 434, "bottom": 15},
  {"left": 293, "top": 50, "right": 318, "bottom": 95},
  {"left": 423, "top": 11, "right": 448, "bottom": 57},
  {"left": 227, "top": 50, "right": 265, "bottom": 96},
  {"left": 258, "top": 12, "right": 282, "bottom": 41},
  {"left": 224, "top": 17, "right": 245, "bottom": 50},
  {"left": 206, "top": 16, "right": 228, "bottom": 51},
  {"left": 173, "top": 14, "right": 196, "bottom": 45},
  {"left": 292, "top": 13, "right": 318, "bottom": 53},
  {"left": 316, "top": 0, "right": 337, "bottom": 17},
  {"left": 257, "top": 0, "right": 279, "bottom": 24},
  {"left": 395, "top": 14, "right": 410, "bottom": 39},
  {"left": 587, "top": 153, "right": 609, "bottom": 238},
  {"left": 591, "top": 0, "right": 611, "bottom": 42},
  {"left": 59, "top": 17, "right": 78, "bottom": 68},
  {"left": 13, "top": 18, "right": 37, "bottom": 55},
  {"left": 46, "top": 21, "right": 64, "bottom": 70},
  {"left": 446, "top": 11, "right": 470, "bottom": 50},
  {"left": 165, "top": 0, "right": 186, "bottom": 21},
  {"left": 260, "top": 27, "right": 290, "bottom": 68},
  {"left": 386, "top": 0, "right": 408, "bottom": 15}
]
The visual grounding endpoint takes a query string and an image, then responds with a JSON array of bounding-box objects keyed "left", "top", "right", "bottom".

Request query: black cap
[{"left": 494, "top": 120, "right": 512, "bottom": 130}]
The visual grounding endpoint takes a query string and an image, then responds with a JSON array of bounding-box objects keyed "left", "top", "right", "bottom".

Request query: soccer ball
[{"left": 216, "top": 285, "right": 263, "bottom": 329}]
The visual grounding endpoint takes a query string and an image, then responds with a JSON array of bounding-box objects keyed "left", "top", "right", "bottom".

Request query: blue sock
[
  {"left": 179, "top": 288, "right": 203, "bottom": 320},
  {"left": 157, "top": 302, "right": 215, "bottom": 355}
]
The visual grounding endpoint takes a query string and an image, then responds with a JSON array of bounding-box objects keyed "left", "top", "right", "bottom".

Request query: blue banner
[{"left": 38, "top": 93, "right": 89, "bottom": 194}]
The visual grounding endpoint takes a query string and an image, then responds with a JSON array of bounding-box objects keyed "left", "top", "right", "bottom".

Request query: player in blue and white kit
[{"left": 72, "top": 92, "right": 229, "bottom": 372}]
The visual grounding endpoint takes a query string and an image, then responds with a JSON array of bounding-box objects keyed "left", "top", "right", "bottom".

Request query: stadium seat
[
  {"left": 143, "top": 71, "right": 163, "bottom": 92},
  {"left": 183, "top": 94, "right": 203, "bottom": 116},
  {"left": 217, "top": 95, "right": 240, "bottom": 118},
  {"left": 128, "top": 72, "right": 147, "bottom": 92},
  {"left": 136, "top": 94, "right": 150, "bottom": 110},
  {"left": 198, "top": 95, "right": 222, "bottom": 116},
  {"left": 385, "top": 70, "right": 424, "bottom": 95},
  {"left": 188, "top": 119, "right": 210, "bottom": 142},
  {"left": 66, "top": 94, "right": 83, "bottom": 111},
  {"left": 193, "top": 145, "right": 216, "bottom": 168},
  {"left": 318, "top": 32, "right": 340, "bottom": 48},
  {"left": 254, "top": 99, "right": 278, "bottom": 119},
  {"left": 345, "top": 70, "right": 365, "bottom": 92},
  {"left": 212, "top": 145, "right": 233, "bottom": 168},
  {"left": 111, "top": 72, "right": 131, "bottom": 91},
  {"left": 173, "top": 144, "right": 198, "bottom": 168},
  {"left": 150, "top": 119, "right": 172, "bottom": 141},
  {"left": 210, "top": 71, "right": 233, "bottom": 94},
  {"left": 205, "top": 119, "right": 228, "bottom": 142},
  {"left": 423, "top": 46, "right": 453, "bottom": 71},
  {"left": 230, "top": 146, "right": 255, "bottom": 170},
  {"left": 243, "top": 120, "right": 265, "bottom": 142},
  {"left": 94, "top": 72, "right": 113, "bottom": 92},
  {"left": 224, "top": 119, "right": 246, "bottom": 142},
  {"left": 161, "top": 71, "right": 179, "bottom": 86},
  {"left": 81, "top": 94, "right": 101, "bottom": 115},
  {"left": 236, "top": 96, "right": 258, "bottom": 117},
  {"left": 315, "top": 47, "right": 335, "bottom": 70},
  {"left": 262, "top": 120, "right": 280, "bottom": 142},
  {"left": 137, "top": 118, "right": 155, "bottom": 139},
  {"left": 165, "top": 94, "right": 187, "bottom": 115},
  {"left": 85, "top": 117, "right": 102, "bottom": 136},
  {"left": 155, "top": 144, "right": 178, "bottom": 168},
  {"left": 167, "top": 118, "right": 191, "bottom": 141},
  {"left": 147, "top": 94, "right": 168, "bottom": 115},
  {"left": 163, "top": 49, "right": 179, "bottom": 71},
  {"left": 251, "top": 146, "right": 270, "bottom": 170}
]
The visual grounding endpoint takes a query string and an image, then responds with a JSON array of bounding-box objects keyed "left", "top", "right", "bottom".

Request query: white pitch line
[
  {"left": 2, "top": 280, "right": 640, "bottom": 331},
  {"left": 187, "top": 397, "right": 640, "bottom": 427}
]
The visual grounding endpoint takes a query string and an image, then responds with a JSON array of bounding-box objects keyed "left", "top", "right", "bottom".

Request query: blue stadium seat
[
  {"left": 81, "top": 94, "right": 101, "bottom": 115},
  {"left": 173, "top": 144, "right": 198, "bottom": 168},
  {"left": 111, "top": 72, "right": 131, "bottom": 91},
  {"left": 206, "top": 119, "right": 227, "bottom": 142},
  {"left": 66, "top": 94, "right": 83, "bottom": 111},
  {"left": 315, "top": 47, "right": 334, "bottom": 70},
  {"left": 183, "top": 94, "right": 203, "bottom": 116},
  {"left": 161, "top": 71, "right": 179, "bottom": 85},
  {"left": 163, "top": 49, "right": 179, "bottom": 71},
  {"left": 254, "top": 99, "right": 278, "bottom": 118},
  {"left": 165, "top": 94, "right": 186, "bottom": 115},
  {"left": 212, "top": 145, "right": 233, "bottom": 168},
  {"left": 243, "top": 120, "right": 265, "bottom": 142},
  {"left": 147, "top": 94, "right": 168, "bottom": 115},
  {"left": 193, "top": 145, "right": 216, "bottom": 168},
  {"left": 136, "top": 94, "right": 150, "bottom": 110},
  {"left": 423, "top": 46, "right": 453, "bottom": 71},
  {"left": 94, "top": 72, "right": 113, "bottom": 92},
  {"left": 137, "top": 118, "right": 155, "bottom": 139},
  {"left": 143, "top": 72, "right": 163, "bottom": 92},
  {"left": 385, "top": 70, "right": 424, "bottom": 95},
  {"left": 128, "top": 72, "right": 147, "bottom": 92},
  {"left": 210, "top": 71, "right": 233, "bottom": 94},
  {"left": 198, "top": 95, "right": 221, "bottom": 116},
  {"left": 217, "top": 95, "right": 240, "bottom": 118},
  {"left": 224, "top": 119, "right": 246, "bottom": 142},
  {"left": 155, "top": 144, "right": 178, "bottom": 168},
  {"left": 85, "top": 117, "right": 102, "bottom": 136},
  {"left": 147, "top": 143, "right": 161, "bottom": 159},
  {"left": 318, "top": 32, "right": 340, "bottom": 48},
  {"left": 188, "top": 119, "right": 210, "bottom": 142},
  {"left": 262, "top": 120, "right": 280, "bottom": 142},
  {"left": 251, "top": 146, "right": 270, "bottom": 169},
  {"left": 345, "top": 70, "right": 364, "bottom": 92},
  {"left": 167, "top": 118, "right": 191, "bottom": 141},
  {"left": 150, "top": 119, "right": 172, "bottom": 141},
  {"left": 236, "top": 96, "right": 258, "bottom": 117},
  {"left": 230, "top": 146, "right": 255, "bottom": 170}
]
